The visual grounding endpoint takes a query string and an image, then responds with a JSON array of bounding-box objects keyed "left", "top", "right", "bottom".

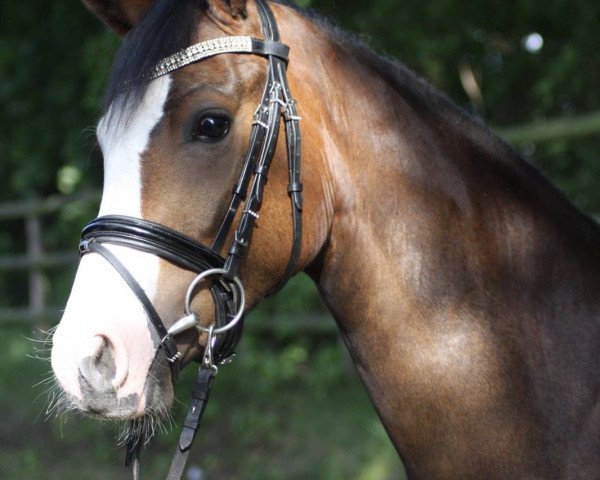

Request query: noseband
[{"left": 78, "top": 1, "right": 301, "bottom": 478}]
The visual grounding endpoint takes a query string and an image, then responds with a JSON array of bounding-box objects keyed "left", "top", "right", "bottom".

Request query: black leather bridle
[{"left": 78, "top": 1, "right": 301, "bottom": 478}]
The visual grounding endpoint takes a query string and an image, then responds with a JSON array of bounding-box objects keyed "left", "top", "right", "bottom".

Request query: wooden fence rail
[
  {"left": 496, "top": 110, "right": 600, "bottom": 145},
  {"left": 0, "top": 191, "right": 101, "bottom": 220},
  {"left": 0, "top": 191, "right": 100, "bottom": 326},
  {"left": 0, "top": 252, "right": 78, "bottom": 271}
]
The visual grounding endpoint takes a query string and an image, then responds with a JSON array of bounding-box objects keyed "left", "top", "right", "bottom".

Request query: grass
[{"left": 0, "top": 306, "right": 406, "bottom": 479}]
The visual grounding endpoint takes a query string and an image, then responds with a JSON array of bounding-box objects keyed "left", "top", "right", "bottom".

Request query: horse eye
[{"left": 191, "top": 114, "right": 231, "bottom": 141}]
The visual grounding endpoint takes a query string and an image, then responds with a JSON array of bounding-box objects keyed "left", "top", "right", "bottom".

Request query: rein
[{"left": 78, "top": 1, "right": 302, "bottom": 478}]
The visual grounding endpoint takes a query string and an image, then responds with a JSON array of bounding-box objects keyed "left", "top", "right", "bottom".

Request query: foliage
[{"left": 0, "top": 3, "right": 115, "bottom": 199}]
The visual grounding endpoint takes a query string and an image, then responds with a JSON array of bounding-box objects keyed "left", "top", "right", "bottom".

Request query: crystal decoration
[{"left": 150, "top": 36, "right": 254, "bottom": 78}]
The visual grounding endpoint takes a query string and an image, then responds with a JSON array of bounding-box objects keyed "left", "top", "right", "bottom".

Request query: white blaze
[
  {"left": 97, "top": 76, "right": 171, "bottom": 217},
  {"left": 52, "top": 76, "right": 172, "bottom": 402}
]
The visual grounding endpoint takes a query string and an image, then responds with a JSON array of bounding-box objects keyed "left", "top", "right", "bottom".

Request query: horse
[{"left": 50, "top": 0, "right": 600, "bottom": 478}]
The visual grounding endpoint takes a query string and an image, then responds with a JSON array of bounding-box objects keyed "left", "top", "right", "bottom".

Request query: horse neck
[
  {"left": 289, "top": 12, "right": 600, "bottom": 475},
  {"left": 300, "top": 28, "right": 600, "bottom": 326}
]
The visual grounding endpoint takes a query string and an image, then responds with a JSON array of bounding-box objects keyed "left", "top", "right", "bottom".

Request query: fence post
[{"left": 25, "top": 209, "right": 46, "bottom": 329}]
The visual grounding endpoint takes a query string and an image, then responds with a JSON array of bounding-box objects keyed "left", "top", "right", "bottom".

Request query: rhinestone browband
[
  {"left": 151, "top": 36, "right": 254, "bottom": 78},
  {"left": 150, "top": 35, "right": 290, "bottom": 79}
]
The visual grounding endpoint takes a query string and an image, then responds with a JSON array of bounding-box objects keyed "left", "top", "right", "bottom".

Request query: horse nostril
[{"left": 77, "top": 334, "right": 128, "bottom": 392}]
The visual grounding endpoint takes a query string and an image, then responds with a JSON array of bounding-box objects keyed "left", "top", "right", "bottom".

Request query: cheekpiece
[{"left": 150, "top": 36, "right": 254, "bottom": 78}]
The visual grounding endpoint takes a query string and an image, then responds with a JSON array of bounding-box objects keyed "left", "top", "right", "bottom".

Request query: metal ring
[{"left": 184, "top": 268, "right": 245, "bottom": 335}]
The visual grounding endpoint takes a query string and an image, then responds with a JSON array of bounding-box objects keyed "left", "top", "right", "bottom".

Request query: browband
[{"left": 150, "top": 36, "right": 290, "bottom": 79}]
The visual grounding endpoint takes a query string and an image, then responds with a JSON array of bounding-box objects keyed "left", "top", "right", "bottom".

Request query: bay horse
[{"left": 50, "top": 0, "right": 600, "bottom": 478}]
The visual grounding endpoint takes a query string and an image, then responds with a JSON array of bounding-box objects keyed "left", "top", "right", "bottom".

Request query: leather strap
[
  {"left": 269, "top": 61, "right": 302, "bottom": 295},
  {"left": 218, "top": 0, "right": 303, "bottom": 284},
  {"left": 166, "top": 367, "right": 215, "bottom": 480},
  {"left": 251, "top": 39, "right": 290, "bottom": 61},
  {"left": 211, "top": 79, "right": 271, "bottom": 253},
  {"left": 82, "top": 215, "right": 225, "bottom": 272}
]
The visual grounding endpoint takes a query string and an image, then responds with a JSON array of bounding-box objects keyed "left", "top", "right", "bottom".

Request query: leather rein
[{"left": 78, "top": 1, "right": 301, "bottom": 478}]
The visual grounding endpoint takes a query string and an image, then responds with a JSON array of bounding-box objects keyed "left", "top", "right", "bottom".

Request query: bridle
[{"left": 78, "top": 1, "right": 302, "bottom": 478}]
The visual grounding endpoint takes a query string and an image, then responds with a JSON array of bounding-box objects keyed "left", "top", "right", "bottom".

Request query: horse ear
[
  {"left": 206, "top": 0, "right": 248, "bottom": 26},
  {"left": 82, "top": 0, "right": 154, "bottom": 35}
]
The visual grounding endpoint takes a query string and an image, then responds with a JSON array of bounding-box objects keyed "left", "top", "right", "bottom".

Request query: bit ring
[{"left": 184, "top": 268, "right": 245, "bottom": 335}]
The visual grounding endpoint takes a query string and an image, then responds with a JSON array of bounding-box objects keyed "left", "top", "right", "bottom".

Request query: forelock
[{"left": 103, "top": 0, "right": 206, "bottom": 125}]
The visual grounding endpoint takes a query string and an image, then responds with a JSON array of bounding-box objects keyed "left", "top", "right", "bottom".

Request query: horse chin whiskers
[
  {"left": 42, "top": 366, "right": 173, "bottom": 449},
  {"left": 116, "top": 377, "right": 174, "bottom": 447},
  {"left": 116, "top": 405, "right": 173, "bottom": 449}
]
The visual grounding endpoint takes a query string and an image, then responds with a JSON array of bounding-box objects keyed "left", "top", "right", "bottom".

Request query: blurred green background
[{"left": 0, "top": 0, "right": 598, "bottom": 478}]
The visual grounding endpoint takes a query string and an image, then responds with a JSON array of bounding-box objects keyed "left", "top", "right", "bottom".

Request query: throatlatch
[{"left": 78, "top": 1, "right": 302, "bottom": 479}]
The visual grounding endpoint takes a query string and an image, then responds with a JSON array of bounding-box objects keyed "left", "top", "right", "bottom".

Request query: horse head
[{"left": 51, "top": 0, "right": 329, "bottom": 422}]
